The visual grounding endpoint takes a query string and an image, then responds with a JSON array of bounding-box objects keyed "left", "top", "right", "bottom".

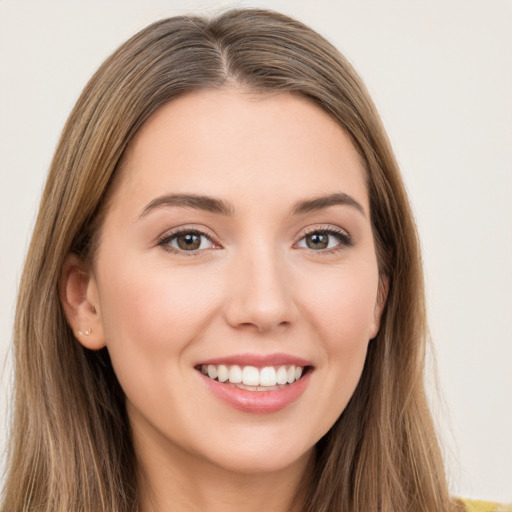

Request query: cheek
[
  {"left": 292, "top": 269, "right": 378, "bottom": 441},
  {"left": 95, "top": 255, "right": 228, "bottom": 431},
  {"left": 95, "top": 251, "right": 224, "bottom": 375},
  {"left": 303, "top": 266, "right": 378, "bottom": 422},
  {"left": 301, "top": 263, "right": 380, "bottom": 352}
]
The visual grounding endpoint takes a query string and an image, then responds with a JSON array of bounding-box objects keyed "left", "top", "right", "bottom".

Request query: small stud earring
[{"left": 77, "top": 328, "right": 91, "bottom": 336}]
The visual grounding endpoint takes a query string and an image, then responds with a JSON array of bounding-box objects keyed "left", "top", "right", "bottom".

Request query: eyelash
[
  {"left": 296, "top": 226, "right": 354, "bottom": 253},
  {"left": 157, "top": 226, "right": 353, "bottom": 256},
  {"left": 157, "top": 228, "right": 219, "bottom": 256}
]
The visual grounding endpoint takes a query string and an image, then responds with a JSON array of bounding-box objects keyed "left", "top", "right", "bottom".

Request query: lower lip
[{"left": 200, "top": 371, "right": 311, "bottom": 414}]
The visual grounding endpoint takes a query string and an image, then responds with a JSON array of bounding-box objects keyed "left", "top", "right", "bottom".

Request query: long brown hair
[{"left": 3, "top": 9, "right": 451, "bottom": 512}]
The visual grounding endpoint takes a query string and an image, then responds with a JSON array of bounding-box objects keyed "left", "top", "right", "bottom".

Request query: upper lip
[{"left": 196, "top": 352, "right": 313, "bottom": 368}]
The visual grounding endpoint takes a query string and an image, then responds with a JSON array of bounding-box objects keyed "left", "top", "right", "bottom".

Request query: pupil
[
  {"left": 307, "top": 233, "right": 328, "bottom": 249},
  {"left": 178, "top": 233, "right": 200, "bottom": 250}
]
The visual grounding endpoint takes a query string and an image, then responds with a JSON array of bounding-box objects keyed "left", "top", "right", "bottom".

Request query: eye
[
  {"left": 296, "top": 228, "right": 352, "bottom": 251},
  {"left": 159, "top": 230, "right": 216, "bottom": 253}
]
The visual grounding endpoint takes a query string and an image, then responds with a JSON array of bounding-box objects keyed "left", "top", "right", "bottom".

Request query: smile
[
  {"left": 200, "top": 364, "right": 304, "bottom": 391},
  {"left": 196, "top": 354, "right": 313, "bottom": 413}
]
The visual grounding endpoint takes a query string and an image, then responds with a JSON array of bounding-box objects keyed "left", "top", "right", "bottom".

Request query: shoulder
[{"left": 456, "top": 498, "right": 512, "bottom": 512}]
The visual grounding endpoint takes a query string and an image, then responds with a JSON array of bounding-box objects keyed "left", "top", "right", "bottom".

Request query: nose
[{"left": 223, "top": 245, "right": 298, "bottom": 333}]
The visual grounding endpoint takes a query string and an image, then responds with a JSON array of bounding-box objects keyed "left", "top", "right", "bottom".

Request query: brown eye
[
  {"left": 176, "top": 233, "right": 201, "bottom": 250},
  {"left": 162, "top": 231, "right": 215, "bottom": 252},
  {"left": 305, "top": 232, "right": 329, "bottom": 250},
  {"left": 296, "top": 229, "right": 352, "bottom": 252}
]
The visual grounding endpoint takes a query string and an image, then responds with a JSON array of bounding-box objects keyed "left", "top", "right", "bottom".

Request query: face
[{"left": 72, "top": 89, "right": 385, "bottom": 476}]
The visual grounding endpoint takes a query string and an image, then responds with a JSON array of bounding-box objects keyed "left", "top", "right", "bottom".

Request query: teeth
[
  {"left": 259, "top": 367, "right": 277, "bottom": 386},
  {"left": 276, "top": 366, "right": 288, "bottom": 385},
  {"left": 200, "top": 363, "right": 306, "bottom": 388},
  {"left": 242, "top": 366, "right": 260, "bottom": 386},
  {"left": 207, "top": 365, "right": 218, "bottom": 380},
  {"left": 217, "top": 364, "right": 229, "bottom": 383},
  {"left": 237, "top": 383, "right": 282, "bottom": 391},
  {"left": 228, "top": 365, "right": 242, "bottom": 384}
]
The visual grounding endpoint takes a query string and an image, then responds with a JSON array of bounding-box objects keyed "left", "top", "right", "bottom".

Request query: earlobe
[{"left": 60, "top": 253, "right": 106, "bottom": 350}]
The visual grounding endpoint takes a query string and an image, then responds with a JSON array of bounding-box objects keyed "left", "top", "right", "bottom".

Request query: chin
[{"left": 203, "top": 442, "right": 314, "bottom": 476}]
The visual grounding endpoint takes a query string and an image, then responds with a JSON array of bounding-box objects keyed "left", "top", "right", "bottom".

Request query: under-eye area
[{"left": 197, "top": 364, "right": 312, "bottom": 391}]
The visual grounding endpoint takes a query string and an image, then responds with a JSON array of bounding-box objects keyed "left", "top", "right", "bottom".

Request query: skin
[{"left": 62, "top": 89, "right": 386, "bottom": 512}]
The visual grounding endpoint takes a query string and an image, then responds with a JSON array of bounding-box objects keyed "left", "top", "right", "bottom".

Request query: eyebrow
[
  {"left": 139, "top": 193, "right": 235, "bottom": 218},
  {"left": 139, "top": 191, "right": 366, "bottom": 219},
  {"left": 291, "top": 192, "right": 366, "bottom": 217}
]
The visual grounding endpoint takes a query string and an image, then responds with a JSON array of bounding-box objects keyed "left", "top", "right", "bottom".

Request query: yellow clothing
[{"left": 458, "top": 498, "right": 512, "bottom": 512}]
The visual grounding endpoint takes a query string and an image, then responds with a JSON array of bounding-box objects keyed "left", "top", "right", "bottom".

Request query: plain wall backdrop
[{"left": 1, "top": 0, "right": 511, "bottom": 502}]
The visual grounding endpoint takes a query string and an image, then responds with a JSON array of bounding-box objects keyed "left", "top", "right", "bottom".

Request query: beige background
[{"left": 1, "top": 0, "right": 511, "bottom": 502}]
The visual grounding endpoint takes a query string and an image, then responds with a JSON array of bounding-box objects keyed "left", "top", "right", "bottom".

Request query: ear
[
  {"left": 60, "top": 253, "right": 106, "bottom": 350},
  {"left": 369, "top": 275, "right": 389, "bottom": 340}
]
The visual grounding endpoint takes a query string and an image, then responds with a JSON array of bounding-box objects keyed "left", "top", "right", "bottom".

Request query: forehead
[{"left": 111, "top": 89, "right": 369, "bottom": 216}]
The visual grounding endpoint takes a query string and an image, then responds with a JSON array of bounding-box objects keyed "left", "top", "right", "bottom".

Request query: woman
[{"left": 1, "top": 8, "right": 507, "bottom": 512}]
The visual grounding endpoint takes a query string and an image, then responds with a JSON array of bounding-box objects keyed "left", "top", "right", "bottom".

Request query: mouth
[
  {"left": 196, "top": 363, "right": 309, "bottom": 392},
  {"left": 195, "top": 354, "right": 313, "bottom": 413}
]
